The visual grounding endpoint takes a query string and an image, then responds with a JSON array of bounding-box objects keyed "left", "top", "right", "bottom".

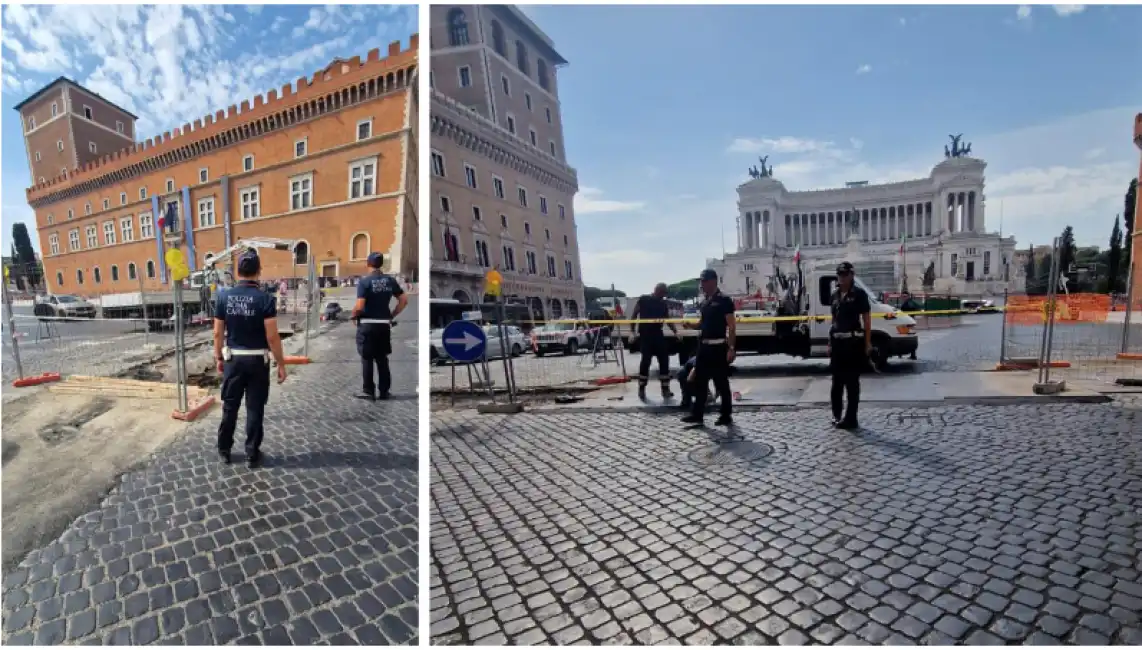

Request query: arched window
[
  {"left": 447, "top": 9, "right": 469, "bottom": 47},
  {"left": 294, "top": 241, "right": 309, "bottom": 265},
  {"left": 93, "top": 267, "right": 102, "bottom": 284},
  {"left": 351, "top": 233, "right": 370, "bottom": 260},
  {"left": 76, "top": 269, "right": 84, "bottom": 285},
  {"left": 146, "top": 260, "right": 156, "bottom": 279},
  {"left": 514, "top": 40, "right": 529, "bottom": 74},
  {"left": 56, "top": 271, "right": 64, "bottom": 287},
  {"left": 128, "top": 262, "right": 137, "bottom": 281},
  {"left": 491, "top": 20, "right": 506, "bottom": 56},
  {"left": 537, "top": 59, "right": 550, "bottom": 90},
  {"left": 111, "top": 265, "right": 120, "bottom": 282}
]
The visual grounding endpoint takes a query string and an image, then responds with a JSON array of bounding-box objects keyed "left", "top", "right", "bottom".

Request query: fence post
[
  {"left": 1122, "top": 261, "right": 1135, "bottom": 355},
  {"left": 497, "top": 298, "right": 516, "bottom": 403},
  {"left": 612, "top": 283, "right": 627, "bottom": 378},
  {"left": 138, "top": 271, "right": 149, "bottom": 346},
  {"left": 1037, "top": 237, "right": 1061, "bottom": 385},
  {"left": 304, "top": 256, "right": 315, "bottom": 360},
  {"left": 3, "top": 279, "right": 25, "bottom": 381},
  {"left": 998, "top": 287, "right": 1009, "bottom": 365}
]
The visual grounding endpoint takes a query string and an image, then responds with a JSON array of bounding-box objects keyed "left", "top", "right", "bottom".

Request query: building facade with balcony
[
  {"left": 20, "top": 38, "right": 419, "bottom": 297},
  {"left": 709, "top": 151, "right": 1022, "bottom": 298},
  {"left": 428, "top": 4, "right": 585, "bottom": 321}
]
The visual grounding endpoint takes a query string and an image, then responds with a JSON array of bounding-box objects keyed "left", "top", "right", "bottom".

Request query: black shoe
[
  {"left": 837, "top": 419, "right": 859, "bottom": 430},
  {"left": 376, "top": 392, "right": 390, "bottom": 401},
  {"left": 680, "top": 414, "right": 703, "bottom": 425},
  {"left": 356, "top": 393, "right": 376, "bottom": 402},
  {"left": 679, "top": 398, "right": 692, "bottom": 410},
  {"left": 637, "top": 385, "right": 647, "bottom": 399},
  {"left": 831, "top": 416, "right": 843, "bottom": 428},
  {"left": 714, "top": 415, "right": 733, "bottom": 426},
  {"left": 661, "top": 386, "right": 675, "bottom": 398},
  {"left": 219, "top": 450, "right": 231, "bottom": 464},
  {"left": 247, "top": 454, "right": 262, "bottom": 468}
]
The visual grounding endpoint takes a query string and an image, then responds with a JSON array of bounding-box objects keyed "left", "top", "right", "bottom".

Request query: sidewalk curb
[{"left": 520, "top": 393, "right": 1115, "bottom": 415}]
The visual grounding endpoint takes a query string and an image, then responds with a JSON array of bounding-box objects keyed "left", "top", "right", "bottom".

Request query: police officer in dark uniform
[
  {"left": 681, "top": 269, "right": 736, "bottom": 426},
  {"left": 829, "top": 261, "right": 873, "bottom": 430},
  {"left": 213, "top": 250, "right": 287, "bottom": 468},
  {"left": 629, "top": 282, "right": 677, "bottom": 399},
  {"left": 351, "top": 252, "right": 409, "bottom": 401}
]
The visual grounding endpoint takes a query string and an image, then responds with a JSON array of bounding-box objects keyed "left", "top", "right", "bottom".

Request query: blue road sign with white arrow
[{"left": 441, "top": 320, "right": 487, "bottom": 363}]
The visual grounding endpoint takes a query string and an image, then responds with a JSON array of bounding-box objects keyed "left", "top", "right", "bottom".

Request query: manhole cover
[{"left": 687, "top": 440, "right": 775, "bottom": 466}]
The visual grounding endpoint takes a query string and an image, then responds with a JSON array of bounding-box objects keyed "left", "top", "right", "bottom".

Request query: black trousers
[
  {"left": 690, "top": 343, "right": 732, "bottom": 419},
  {"left": 357, "top": 323, "right": 393, "bottom": 396},
  {"left": 217, "top": 356, "right": 271, "bottom": 457},
  {"left": 638, "top": 330, "right": 671, "bottom": 387},
  {"left": 830, "top": 338, "right": 865, "bottom": 423}
]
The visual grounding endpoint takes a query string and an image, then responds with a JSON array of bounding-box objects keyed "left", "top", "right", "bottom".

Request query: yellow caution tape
[{"left": 528, "top": 307, "right": 1001, "bottom": 326}]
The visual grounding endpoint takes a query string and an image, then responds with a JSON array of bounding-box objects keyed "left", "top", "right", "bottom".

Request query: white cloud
[
  {"left": 1084, "top": 147, "right": 1105, "bottom": 160},
  {"left": 575, "top": 187, "right": 647, "bottom": 215},
  {"left": 856, "top": 63, "right": 872, "bottom": 75},
  {"left": 1016, "top": 5, "right": 1033, "bottom": 20},
  {"left": 726, "top": 136, "right": 836, "bottom": 155},
  {"left": 1053, "top": 5, "right": 1086, "bottom": 16}
]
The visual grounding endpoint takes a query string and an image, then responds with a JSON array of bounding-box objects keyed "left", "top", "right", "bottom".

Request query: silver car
[{"left": 430, "top": 324, "right": 528, "bottom": 365}]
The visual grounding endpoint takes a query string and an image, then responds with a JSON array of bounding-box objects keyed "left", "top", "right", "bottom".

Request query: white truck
[{"left": 626, "top": 265, "right": 919, "bottom": 370}]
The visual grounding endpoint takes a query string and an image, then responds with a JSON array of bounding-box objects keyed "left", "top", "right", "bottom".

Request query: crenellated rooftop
[{"left": 28, "top": 34, "right": 418, "bottom": 205}]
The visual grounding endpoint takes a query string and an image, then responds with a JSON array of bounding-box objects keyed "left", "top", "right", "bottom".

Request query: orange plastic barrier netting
[{"left": 1003, "top": 293, "right": 1112, "bottom": 326}]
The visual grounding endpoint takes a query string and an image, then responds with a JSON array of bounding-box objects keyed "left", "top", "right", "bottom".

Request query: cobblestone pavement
[
  {"left": 2, "top": 316, "right": 420, "bottom": 645},
  {"left": 430, "top": 403, "right": 1142, "bottom": 645}
]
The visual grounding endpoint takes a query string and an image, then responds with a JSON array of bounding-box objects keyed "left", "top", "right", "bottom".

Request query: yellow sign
[
  {"left": 170, "top": 262, "right": 191, "bottom": 282},
  {"left": 2, "top": 266, "right": 8, "bottom": 280},
  {"left": 164, "top": 248, "right": 184, "bottom": 267},
  {"left": 485, "top": 269, "right": 503, "bottom": 297}
]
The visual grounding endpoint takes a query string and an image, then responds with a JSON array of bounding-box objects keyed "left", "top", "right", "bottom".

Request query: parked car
[
  {"left": 961, "top": 299, "right": 999, "bottom": 314},
  {"left": 532, "top": 321, "right": 596, "bottom": 356},
  {"left": 429, "top": 324, "right": 528, "bottom": 365},
  {"left": 33, "top": 294, "right": 97, "bottom": 319}
]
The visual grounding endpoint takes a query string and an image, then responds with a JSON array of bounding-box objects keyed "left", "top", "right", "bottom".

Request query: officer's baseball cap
[
  {"left": 699, "top": 269, "right": 718, "bottom": 281},
  {"left": 237, "top": 249, "right": 261, "bottom": 276},
  {"left": 366, "top": 252, "right": 383, "bottom": 268},
  {"left": 836, "top": 261, "right": 855, "bottom": 275}
]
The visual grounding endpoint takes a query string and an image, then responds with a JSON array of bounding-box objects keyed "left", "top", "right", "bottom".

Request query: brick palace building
[{"left": 16, "top": 36, "right": 418, "bottom": 297}]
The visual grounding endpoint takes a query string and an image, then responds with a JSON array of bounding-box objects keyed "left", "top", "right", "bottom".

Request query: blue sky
[
  {"left": 0, "top": 3, "right": 417, "bottom": 256},
  {"left": 521, "top": 4, "right": 1142, "bottom": 294}
]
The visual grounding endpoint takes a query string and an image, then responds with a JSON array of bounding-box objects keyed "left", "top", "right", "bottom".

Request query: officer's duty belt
[
  {"left": 230, "top": 348, "right": 268, "bottom": 356},
  {"left": 359, "top": 318, "right": 392, "bottom": 324},
  {"left": 700, "top": 338, "right": 727, "bottom": 344},
  {"left": 830, "top": 332, "right": 864, "bottom": 339}
]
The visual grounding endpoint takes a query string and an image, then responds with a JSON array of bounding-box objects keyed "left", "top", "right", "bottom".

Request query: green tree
[
  {"left": 1059, "top": 226, "right": 1076, "bottom": 279},
  {"left": 666, "top": 278, "right": 700, "bottom": 301},
  {"left": 11, "top": 223, "right": 40, "bottom": 289},
  {"left": 583, "top": 286, "right": 626, "bottom": 302},
  {"left": 1023, "top": 244, "right": 1038, "bottom": 294},
  {"left": 1124, "top": 178, "right": 1137, "bottom": 279},
  {"left": 1108, "top": 215, "right": 1123, "bottom": 294}
]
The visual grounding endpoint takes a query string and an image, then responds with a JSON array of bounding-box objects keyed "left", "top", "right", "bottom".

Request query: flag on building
[
  {"left": 899, "top": 233, "right": 907, "bottom": 255},
  {"left": 793, "top": 244, "right": 801, "bottom": 264}
]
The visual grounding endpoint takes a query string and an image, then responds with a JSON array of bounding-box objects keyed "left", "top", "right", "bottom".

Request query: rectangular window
[
  {"left": 558, "top": 204, "right": 566, "bottom": 220},
  {"left": 140, "top": 187, "right": 147, "bottom": 200},
  {"left": 51, "top": 102, "right": 58, "bottom": 117},
  {"left": 357, "top": 119, "right": 372, "bottom": 141},
  {"left": 565, "top": 260, "right": 573, "bottom": 280},
  {"left": 526, "top": 251, "right": 537, "bottom": 274},
  {"left": 139, "top": 212, "right": 154, "bottom": 239},
  {"left": 431, "top": 152, "right": 445, "bottom": 177},
  {"left": 57, "top": 140, "right": 63, "bottom": 151},
  {"left": 549, "top": 141, "right": 557, "bottom": 156},
  {"left": 492, "top": 176, "right": 505, "bottom": 199},
  {"left": 116, "top": 121, "right": 124, "bottom": 134},
  {"left": 165, "top": 179, "right": 174, "bottom": 193},
  {"left": 501, "top": 75, "right": 510, "bottom": 96},
  {"left": 28, "top": 116, "right": 35, "bottom": 130},
  {"left": 295, "top": 139, "right": 307, "bottom": 158},
  {"left": 529, "top": 129, "right": 537, "bottom": 147},
  {"left": 46, "top": 214, "right": 54, "bottom": 225},
  {"left": 517, "top": 186, "right": 528, "bottom": 208},
  {"left": 199, "top": 168, "right": 208, "bottom": 184},
  {"left": 506, "top": 115, "right": 516, "bottom": 135},
  {"left": 349, "top": 158, "right": 377, "bottom": 199},
  {"left": 243, "top": 155, "right": 254, "bottom": 172},
  {"left": 67, "top": 208, "right": 74, "bottom": 220},
  {"left": 545, "top": 107, "right": 552, "bottom": 123},
  {"left": 951, "top": 253, "right": 959, "bottom": 276},
  {"left": 500, "top": 214, "right": 508, "bottom": 228},
  {"left": 440, "top": 196, "right": 451, "bottom": 213},
  {"left": 34, "top": 151, "right": 41, "bottom": 162},
  {"left": 197, "top": 198, "right": 216, "bottom": 227},
  {"left": 539, "top": 196, "right": 548, "bottom": 215},
  {"left": 103, "top": 221, "right": 116, "bottom": 245},
  {"left": 458, "top": 66, "right": 471, "bottom": 88},
  {"left": 472, "top": 206, "right": 482, "bottom": 221},
  {"left": 68, "top": 229, "right": 80, "bottom": 251},
  {"left": 89, "top": 142, "right": 97, "bottom": 153},
  {"left": 547, "top": 255, "right": 556, "bottom": 277},
  {"left": 85, "top": 225, "right": 98, "bottom": 248},
  {"left": 464, "top": 164, "right": 477, "bottom": 189},
  {"left": 120, "top": 216, "right": 134, "bottom": 243},
  {"left": 545, "top": 228, "right": 551, "bottom": 241},
  {"left": 84, "top": 202, "right": 92, "bottom": 216},
  {"left": 120, "top": 192, "right": 127, "bottom": 205},
  {"left": 502, "top": 245, "right": 516, "bottom": 271},
  {"left": 49, "top": 234, "right": 59, "bottom": 256},
  {"left": 83, "top": 105, "right": 92, "bottom": 119},
  {"left": 102, "top": 198, "right": 109, "bottom": 210},
  {"left": 525, "top": 93, "right": 532, "bottom": 111},
  {"left": 984, "top": 251, "right": 991, "bottom": 276},
  {"left": 290, "top": 175, "right": 313, "bottom": 211},
  {"left": 240, "top": 187, "right": 260, "bottom": 220}
]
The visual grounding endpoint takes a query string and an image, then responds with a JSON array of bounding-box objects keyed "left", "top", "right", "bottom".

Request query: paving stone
[
  {"left": 2, "top": 323, "right": 417, "bottom": 645},
  {"left": 429, "top": 401, "right": 1142, "bottom": 645}
]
